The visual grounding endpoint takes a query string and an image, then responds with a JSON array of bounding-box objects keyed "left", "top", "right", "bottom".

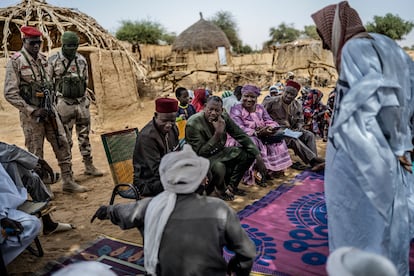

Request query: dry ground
[{"left": 1, "top": 88, "right": 330, "bottom": 275}]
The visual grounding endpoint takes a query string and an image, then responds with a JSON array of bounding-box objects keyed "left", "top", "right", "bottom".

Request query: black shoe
[
  {"left": 218, "top": 189, "right": 235, "bottom": 201},
  {"left": 231, "top": 187, "right": 247, "bottom": 196}
]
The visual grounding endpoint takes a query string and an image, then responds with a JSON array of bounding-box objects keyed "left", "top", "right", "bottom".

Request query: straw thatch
[
  {"left": 172, "top": 13, "right": 231, "bottom": 54},
  {"left": 0, "top": 0, "right": 146, "bottom": 79}
]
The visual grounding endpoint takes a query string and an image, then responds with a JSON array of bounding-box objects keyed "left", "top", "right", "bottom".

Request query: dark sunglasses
[{"left": 28, "top": 40, "right": 42, "bottom": 46}]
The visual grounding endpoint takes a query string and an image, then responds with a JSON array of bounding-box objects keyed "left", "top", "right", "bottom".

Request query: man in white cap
[
  {"left": 326, "top": 247, "right": 398, "bottom": 276},
  {"left": 91, "top": 144, "right": 256, "bottom": 275}
]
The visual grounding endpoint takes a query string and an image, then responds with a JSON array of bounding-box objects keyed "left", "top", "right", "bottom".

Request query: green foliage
[
  {"left": 237, "top": 44, "right": 253, "bottom": 54},
  {"left": 366, "top": 13, "right": 414, "bottom": 40},
  {"left": 303, "top": 25, "right": 320, "bottom": 40},
  {"left": 267, "top": 23, "right": 301, "bottom": 46},
  {"left": 161, "top": 32, "right": 177, "bottom": 45},
  {"left": 403, "top": 45, "right": 414, "bottom": 50},
  {"left": 209, "top": 11, "right": 243, "bottom": 53},
  {"left": 116, "top": 19, "right": 169, "bottom": 45}
]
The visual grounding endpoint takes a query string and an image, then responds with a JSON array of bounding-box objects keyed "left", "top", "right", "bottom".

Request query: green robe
[{"left": 185, "top": 111, "right": 259, "bottom": 192}]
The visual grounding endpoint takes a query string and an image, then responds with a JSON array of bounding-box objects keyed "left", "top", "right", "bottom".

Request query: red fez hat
[
  {"left": 155, "top": 98, "right": 178, "bottom": 113},
  {"left": 20, "top": 26, "right": 42, "bottom": 38},
  {"left": 286, "top": 80, "right": 301, "bottom": 91}
]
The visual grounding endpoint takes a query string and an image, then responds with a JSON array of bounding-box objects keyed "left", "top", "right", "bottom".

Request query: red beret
[
  {"left": 20, "top": 26, "right": 42, "bottom": 38},
  {"left": 286, "top": 80, "right": 301, "bottom": 92},
  {"left": 155, "top": 98, "right": 178, "bottom": 113}
]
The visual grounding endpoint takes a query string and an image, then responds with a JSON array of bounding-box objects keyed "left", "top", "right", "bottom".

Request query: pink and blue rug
[
  {"left": 35, "top": 236, "right": 145, "bottom": 276},
  {"left": 225, "top": 170, "right": 414, "bottom": 276}
]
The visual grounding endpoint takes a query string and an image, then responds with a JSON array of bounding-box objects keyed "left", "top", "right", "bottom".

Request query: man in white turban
[
  {"left": 92, "top": 144, "right": 256, "bottom": 275},
  {"left": 326, "top": 247, "right": 398, "bottom": 276}
]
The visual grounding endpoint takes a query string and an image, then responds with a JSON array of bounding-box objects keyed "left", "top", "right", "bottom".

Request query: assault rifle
[{"left": 36, "top": 87, "right": 62, "bottom": 148}]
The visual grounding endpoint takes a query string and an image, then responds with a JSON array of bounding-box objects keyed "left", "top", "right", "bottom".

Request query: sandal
[
  {"left": 43, "top": 222, "right": 76, "bottom": 235},
  {"left": 311, "top": 162, "right": 325, "bottom": 172},
  {"left": 230, "top": 187, "right": 247, "bottom": 196},
  {"left": 291, "top": 161, "right": 308, "bottom": 171},
  {"left": 218, "top": 189, "right": 235, "bottom": 201},
  {"left": 272, "top": 171, "right": 285, "bottom": 178},
  {"left": 254, "top": 171, "right": 267, "bottom": 187}
]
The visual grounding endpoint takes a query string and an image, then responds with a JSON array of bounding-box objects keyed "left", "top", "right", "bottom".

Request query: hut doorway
[{"left": 78, "top": 50, "right": 94, "bottom": 91}]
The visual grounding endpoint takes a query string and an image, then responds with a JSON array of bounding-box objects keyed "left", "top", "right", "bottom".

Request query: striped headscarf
[{"left": 311, "top": 1, "right": 366, "bottom": 70}]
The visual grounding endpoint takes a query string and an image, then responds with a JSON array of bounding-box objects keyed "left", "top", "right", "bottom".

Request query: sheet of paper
[{"left": 283, "top": 128, "right": 303, "bottom": 139}]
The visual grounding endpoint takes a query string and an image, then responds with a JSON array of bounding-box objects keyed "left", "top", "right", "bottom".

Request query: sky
[{"left": 1, "top": 0, "right": 414, "bottom": 49}]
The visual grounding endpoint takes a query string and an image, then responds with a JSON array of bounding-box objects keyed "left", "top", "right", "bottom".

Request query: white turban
[
  {"left": 144, "top": 144, "right": 209, "bottom": 275},
  {"left": 326, "top": 247, "right": 398, "bottom": 276}
]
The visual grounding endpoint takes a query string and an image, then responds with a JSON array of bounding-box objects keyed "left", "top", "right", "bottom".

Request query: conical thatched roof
[
  {"left": 0, "top": 0, "right": 146, "bottom": 78},
  {"left": 172, "top": 13, "right": 231, "bottom": 53}
]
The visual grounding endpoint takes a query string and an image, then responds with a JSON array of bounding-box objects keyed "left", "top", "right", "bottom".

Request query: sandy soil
[{"left": 2, "top": 89, "right": 330, "bottom": 275}]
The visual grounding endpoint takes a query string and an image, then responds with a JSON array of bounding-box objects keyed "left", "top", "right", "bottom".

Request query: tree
[
  {"left": 238, "top": 44, "right": 253, "bottom": 54},
  {"left": 116, "top": 19, "right": 167, "bottom": 45},
  {"left": 303, "top": 25, "right": 320, "bottom": 40},
  {"left": 209, "top": 11, "right": 243, "bottom": 52},
  {"left": 161, "top": 32, "right": 177, "bottom": 45},
  {"left": 366, "top": 13, "right": 414, "bottom": 40},
  {"left": 267, "top": 23, "right": 301, "bottom": 46}
]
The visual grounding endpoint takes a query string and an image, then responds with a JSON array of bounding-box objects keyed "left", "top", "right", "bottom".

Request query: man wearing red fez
[
  {"left": 264, "top": 80, "right": 325, "bottom": 171},
  {"left": 133, "top": 97, "right": 180, "bottom": 196},
  {"left": 4, "top": 26, "right": 88, "bottom": 193}
]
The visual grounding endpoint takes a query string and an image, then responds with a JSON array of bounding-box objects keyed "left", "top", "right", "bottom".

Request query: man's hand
[
  {"left": 37, "top": 158, "right": 54, "bottom": 181},
  {"left": 212, "top": 116, "right": 226, "bottom": 136},
  {"left": 1, "top": 218, "right": 23, "bottom": 236},
  {"left": 255, "top": 126, "right": 267, "bottom": 137},
  {"left": 227, "top": 256, "right": 250, "bottom": 276},
  {"left": 32, "top": 108, "right": 48, "bottom": 120},
  {"left": 91, "top": 206, "right": 109, "bottom": 223},
  {"left": 398, "top": 155, "right": 412, "bottom": 174}
]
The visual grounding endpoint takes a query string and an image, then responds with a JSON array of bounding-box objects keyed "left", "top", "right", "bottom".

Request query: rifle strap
[
  {"left": 59, "top": 52, "right": 81, "bottom": 80},
  {"left": 20, "top": 50, "right": 47, "bottom": 83}
]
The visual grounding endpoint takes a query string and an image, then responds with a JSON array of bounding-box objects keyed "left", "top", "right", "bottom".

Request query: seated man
[
  {"left": 0, "top": 164, "right": 41, "bottom": 266},
  {"left": 263, "top": 81, "right": 325, "bottom": 171},
  {"left": 222, "top": 85, "right": 242, "bottom": 113},
  {"left": 185, "top": 96, "right": 265, "bottom": 200},
  {"left": 92, "top": 145, "right": 256, "bottom": 276},
  {"left": 0, "top": 141, "right": 74, "bottom": 235},
  {"left": 133, "top": 98, "right": 179, "bottom": 196}
]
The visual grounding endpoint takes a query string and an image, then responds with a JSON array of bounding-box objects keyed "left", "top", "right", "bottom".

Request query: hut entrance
[{"left": 78, "top": 50, "right": 94, "bottom": 91}]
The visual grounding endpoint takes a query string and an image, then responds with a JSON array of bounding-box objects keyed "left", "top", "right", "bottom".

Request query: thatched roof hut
[
  {"left": 172, "top": 13, "right": 231, "bottom": 54},
  {"left": 2, "top": 1, "right": 113, "bottom": 51},
  {"left": 0, "top": 0, "right": 148, "bottom": 128}
]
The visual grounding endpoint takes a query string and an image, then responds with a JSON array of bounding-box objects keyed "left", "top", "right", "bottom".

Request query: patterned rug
[
  {"left": 35, "top": 236, "right": 145, "bottom": 276},
  {"left": 225, "top": 170, "right": 414, "bottom": 276}
]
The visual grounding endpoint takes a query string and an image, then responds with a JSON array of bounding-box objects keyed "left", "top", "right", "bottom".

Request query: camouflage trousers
[
  {"left": 56, "top": 96, "right": 93, "bottom": 160},
  {"left": 20, "top": 110, "right": 72, "bottom": 176}
]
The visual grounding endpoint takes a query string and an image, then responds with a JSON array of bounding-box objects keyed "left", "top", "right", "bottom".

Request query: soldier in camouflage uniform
[
  {"left": 4, "top": 26, "right": 88, "bottom": 193},
  {"left": 48, "top": 31, "right": 103, "bottom": 177}
]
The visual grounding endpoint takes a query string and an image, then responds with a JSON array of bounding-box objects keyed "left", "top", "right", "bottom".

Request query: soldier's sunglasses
[{"left": 28, "top": 40, "right": 42, "bottom": 46}]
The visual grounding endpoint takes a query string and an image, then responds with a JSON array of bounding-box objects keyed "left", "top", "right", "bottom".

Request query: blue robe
[
  {"left": 0, "top": 165, "right": 41, "bottom": 265},
  {"left": 325, "top": 33, "right": 414, "bottom": 275}
]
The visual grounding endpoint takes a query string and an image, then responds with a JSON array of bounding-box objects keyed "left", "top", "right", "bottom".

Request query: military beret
[
  {"left": 61, "top": 31, "right": 80, "bottom": 44},
  {"left": 20, "top": 26, "right": 42, "bottom": 38}
]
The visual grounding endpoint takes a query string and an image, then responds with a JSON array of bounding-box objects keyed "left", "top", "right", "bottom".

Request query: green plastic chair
[{"left": 101, "top": 128, "right": 140, "bottom": 204}]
